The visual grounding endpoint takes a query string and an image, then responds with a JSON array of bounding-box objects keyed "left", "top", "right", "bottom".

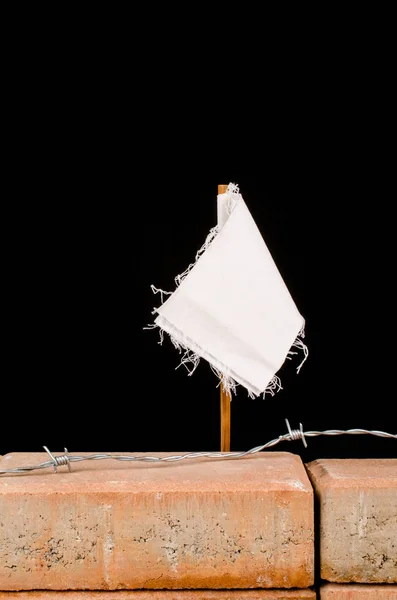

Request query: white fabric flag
[{"left": 149, "top": 183, "right": 307, "bottom": 398}]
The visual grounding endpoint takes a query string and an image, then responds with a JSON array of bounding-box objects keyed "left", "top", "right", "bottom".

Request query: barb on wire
[
  {"left": 1, "top": 420, "right": 396, "bottom": 476},
  {"left": 43, "top": 446, "right": 72, "bottom": 473}
]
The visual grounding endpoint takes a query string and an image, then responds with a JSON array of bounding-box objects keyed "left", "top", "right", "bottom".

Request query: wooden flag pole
[{"left": 218, "top": 184, "right": 231, "bottom": 452}]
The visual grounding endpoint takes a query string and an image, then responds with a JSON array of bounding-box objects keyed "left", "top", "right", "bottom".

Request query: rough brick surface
[
  {"left": 0, "top": 451, "right": 313, "bottom": 591},
  {"left": 307, "top": 459, "right": 397, "bottom": 583},
  {"left": 0, "top": 590, "right": 317, "bottom": 599},
  {"left": 320, "top": 583, "right": 397, "bottom": 599}
]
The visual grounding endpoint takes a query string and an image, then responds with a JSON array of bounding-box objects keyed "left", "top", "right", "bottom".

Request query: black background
[{"left": 1, "top": 43, "right": 395, "bottom": 464}]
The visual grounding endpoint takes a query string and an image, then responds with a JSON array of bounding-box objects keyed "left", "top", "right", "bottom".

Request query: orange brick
[
  {"left": 0, "top": 451, "right": 313, "bottom": 591},
  {"left": 320, "top": 583, "right": 397, "bottom": 599},
  {"left": 307, "top": 459, "right": 397, "bottom": 583},
  {"left": 0, "top": 590, "right": 317, "bottom": 599}
]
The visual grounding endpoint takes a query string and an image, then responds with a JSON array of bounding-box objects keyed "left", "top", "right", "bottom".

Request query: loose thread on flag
[
  {"left": 288, "top": 323, "right": 309, "bottom": 375},
  {"left": 174, "top": 225, "right": 220, "bottom": 287}
]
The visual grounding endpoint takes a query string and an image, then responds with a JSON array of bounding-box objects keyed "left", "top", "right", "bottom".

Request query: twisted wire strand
[{"left": 1, "top": 421, "right": 396, "bottom": 476}]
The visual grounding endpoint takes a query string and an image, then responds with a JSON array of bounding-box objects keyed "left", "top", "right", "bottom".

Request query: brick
[
  {"left": 0, "top": 451, "right": 313, "bottom": 591},
  {"left": 0, "top": 591, "right": 317, "bottom": 599},
  {"left": 307, "top": 459, "right": 397, "bottom": 583},
  {"left": 320, "top": 583, "right": 397, "bottom": 599}
]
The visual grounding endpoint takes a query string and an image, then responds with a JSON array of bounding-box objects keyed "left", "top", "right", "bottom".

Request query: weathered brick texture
[
  {"left": 0, "top": 451, "right": 313, "bottom": 590},
  {"left": 307, "top": 459, "right": 397, "bottom": 583}
]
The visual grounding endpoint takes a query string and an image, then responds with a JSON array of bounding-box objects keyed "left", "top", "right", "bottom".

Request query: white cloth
[{"left": 151, "top": 184, "right": 307, "bottom": 398}]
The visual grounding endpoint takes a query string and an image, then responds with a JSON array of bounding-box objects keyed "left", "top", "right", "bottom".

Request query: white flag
[{"left": 148, "top": 183, "right": 308, "bottom": 398}]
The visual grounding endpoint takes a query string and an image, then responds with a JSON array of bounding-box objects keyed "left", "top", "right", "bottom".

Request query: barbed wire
[{"left": 1, "top": 420, "right": 395, "bottom": 476}]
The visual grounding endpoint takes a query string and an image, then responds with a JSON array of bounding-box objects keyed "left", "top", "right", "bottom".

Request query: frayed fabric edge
[
  {"left": 145, "top": 315, "right": 307, "bottom": 399},
  {"left": 149, "top": 183, "right": 240, "bottom": 309},
  {"left": 146, "top": 315, "right": 257, "bottom": 399},
  {"left": 287, "top": 322, "right": 309, "bottom": 374}
]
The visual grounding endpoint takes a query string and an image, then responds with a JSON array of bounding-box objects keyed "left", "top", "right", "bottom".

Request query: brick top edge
[
  {"left": 307, "top": 458, "right": 397, "bottom": 489},
  {"left": 0, "top": 451, "right": 313, "bottom": 494}
]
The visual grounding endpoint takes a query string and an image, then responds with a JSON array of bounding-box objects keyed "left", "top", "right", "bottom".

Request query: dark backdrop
[
  {"left": 1, "top": 0, "right": 396, "bottom": 468},
  {"left": 2, "top": 152, "right": 395, "bottom": 463}
]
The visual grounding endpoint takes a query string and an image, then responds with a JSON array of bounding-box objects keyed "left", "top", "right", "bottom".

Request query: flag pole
[{"left": 218, "top": 184, "right": 231, "bottom": 452}]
